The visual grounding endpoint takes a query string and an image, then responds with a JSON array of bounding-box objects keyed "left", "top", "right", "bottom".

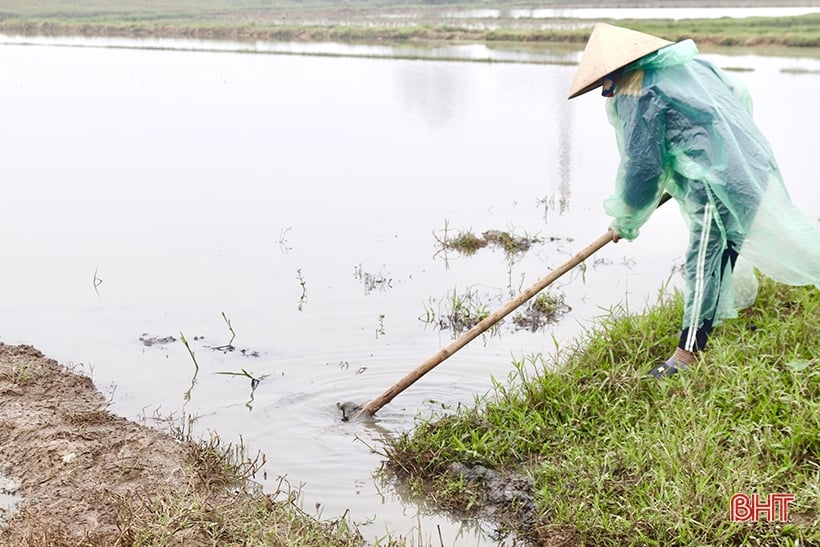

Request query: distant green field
[
  {"left": 0, "top": 0, "right": 751, "bottom": 16},
  {"left": 0, "top": 0, "right": 818, "bottom": 48}
]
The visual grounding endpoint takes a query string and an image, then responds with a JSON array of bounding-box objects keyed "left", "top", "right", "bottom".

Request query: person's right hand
[{"left": 609, "top": 228, "right": 621, "bottom": 243}]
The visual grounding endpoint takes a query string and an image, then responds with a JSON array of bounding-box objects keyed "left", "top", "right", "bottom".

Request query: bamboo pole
[
  {"left": 354, "top": 231, "right": 611, "bottom": 418},
  {"left": 354, "top": 194, "right": 672, "bottom": 419}
]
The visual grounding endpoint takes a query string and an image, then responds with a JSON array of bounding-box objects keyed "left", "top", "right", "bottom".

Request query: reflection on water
[
  {"left": 0, "top": 33, "right": 581, "bottom": 64},
  {"left": 0, "top": 38, "right": 817, "bottom": 545}
]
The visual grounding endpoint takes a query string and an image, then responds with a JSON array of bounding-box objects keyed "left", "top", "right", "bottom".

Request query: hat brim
[{"left": 568, "top": 23, "right": 672, "bottom": 99}]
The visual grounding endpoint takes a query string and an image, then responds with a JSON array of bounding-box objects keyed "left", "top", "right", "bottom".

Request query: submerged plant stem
[{"left": 179, "top": 332, "right": 199, "bottom": 371}]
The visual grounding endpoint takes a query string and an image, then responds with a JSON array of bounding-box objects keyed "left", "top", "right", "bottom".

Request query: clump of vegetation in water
[
  {"left": 420, "top": 286, "right": 499, "bottom": 337},
  {"left": 387, "top": 278, "right": 819, "bottom": 545},
  {"left": 434, "top": 221, "right": 544, "bottom": 259},
  {"left": 446, "top": 289, "right": 490, "bottom": 333},
  {"left": 422, "top": 287, "right": 573, "bottom": 335},
  {"left": 444, "top": 231, "right": 488, "bottom": 256},
  {"left": 512, "top": 291, "right": 571, "bottom": 331},
  {"left": 434, "top": 287, "right": 492, "bottom": 334},
  {"left": 482, "top": 229, "right": 538, "bottom": 255}
]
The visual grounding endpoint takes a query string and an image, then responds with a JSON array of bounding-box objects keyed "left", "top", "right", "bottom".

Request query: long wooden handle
[
  {"left": 355, "top": 232, "right": 611, "bottom": 418},
  {"left": 355, "top": 194, "right": 671, "bottom": 418}
]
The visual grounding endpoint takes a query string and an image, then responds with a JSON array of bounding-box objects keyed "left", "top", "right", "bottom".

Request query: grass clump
[
  {"left": 117, "top": 482, "right": 366, "bottom": 547},
  {"left": 434, "top": 222, "right": 542, "bottom": 259},
  {"left": 386, "top": 277, "right": 819, "bottom": 545},
  {"left": 116, "top": 424, "right": 374, "bottom": 547},
  {"left": 442, "top": 230, "right": 488, "bottom": 256},
  {"left": 422, "top": 286, "right": 493, "bottom": 335}
]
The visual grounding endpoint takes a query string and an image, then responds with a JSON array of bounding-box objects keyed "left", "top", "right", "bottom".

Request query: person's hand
[{"left": 609, "top": 228, "right": 621, "bottom": 243}]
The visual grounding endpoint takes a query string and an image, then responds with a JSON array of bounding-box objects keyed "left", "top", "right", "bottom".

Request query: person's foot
[
  {"left": 642, "top": 355, "right": 690, "bottom": 379},
  {"left": 673, "top": 347, "right": 696, "bottom": 365}
]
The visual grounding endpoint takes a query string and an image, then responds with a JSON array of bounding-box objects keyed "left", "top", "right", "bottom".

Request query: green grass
[
  {"left": 116, "top": 424, "right": 380, "bottom": 547},
  {"left": 0, "top": 1, "right": 818, "bottom": 50},
  {"left": 621, "top": 13, "right": 820, "bottom": 48},
  {"left": 386, "top": 277, "right": 819, "bottom": 545}
]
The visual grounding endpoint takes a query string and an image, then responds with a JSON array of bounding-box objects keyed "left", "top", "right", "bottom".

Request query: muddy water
[{"left": 0, "top": 39, "right": 817, "bottom": 544}]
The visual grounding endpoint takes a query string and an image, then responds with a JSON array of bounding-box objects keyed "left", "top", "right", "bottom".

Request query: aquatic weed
[
  {"left": 421, "top": 286, "right": 496, "bottom": 336},
  {"left": 296, "top": 269, "right": 308, "bottom": 311},
  {"left": 434, "top": 221, "right": 544, "bottom": 259},
  {"left": 511, "top": 291, "right": 572, "bottom": 332}
]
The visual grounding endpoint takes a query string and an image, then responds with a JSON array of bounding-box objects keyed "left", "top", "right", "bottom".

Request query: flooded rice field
[{"left": 0, "top": 36, "right": 818, "bottom": 544}]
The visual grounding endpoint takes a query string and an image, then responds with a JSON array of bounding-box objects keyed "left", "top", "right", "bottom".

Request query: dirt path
[{"left": 0, "top": 343, "right": 190, "bottom": 545}]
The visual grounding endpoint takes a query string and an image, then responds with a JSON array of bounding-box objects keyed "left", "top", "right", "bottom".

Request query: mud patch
[
  {"left": 0, "top": 342, "right": 190, "bottom": 544},
  {"left": 440, "top": 463, "right": 583, "bottom": 546},
  {"left": 445, "top": 462, "right": 538, "bottom": 530}
]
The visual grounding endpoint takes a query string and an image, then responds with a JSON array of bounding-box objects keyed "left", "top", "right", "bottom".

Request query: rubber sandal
[{"left": 642, "top": 356, "right": 690, "bottom": 379}]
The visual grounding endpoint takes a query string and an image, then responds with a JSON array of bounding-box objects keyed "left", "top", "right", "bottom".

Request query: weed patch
[
  {"left": 434, "top": 222, "right": 545, "bottom": 259},
  {"left": 387, "top": 278, "right": 819, "bottom": 545},
  {"left": 116, "top": 421, "right": 370, "bottom": 546},
  {"left": 512, "top": 292, "right": 572, "bottom": 331}
]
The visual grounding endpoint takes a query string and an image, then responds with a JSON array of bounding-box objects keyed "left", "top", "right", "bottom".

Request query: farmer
[{"left": 568, "top": 23, "right": 820, "bottom": 377}]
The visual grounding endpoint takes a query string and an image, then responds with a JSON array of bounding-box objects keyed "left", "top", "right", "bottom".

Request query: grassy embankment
[
  {"left": 0, "top": 0, "right": 818, "bottom": 48},
  {"left": 387, "top": 277, "right": 819, "bottom": 545}
]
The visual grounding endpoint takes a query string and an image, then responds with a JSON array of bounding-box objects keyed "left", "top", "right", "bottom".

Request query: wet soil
[{"left": 0, "top": 342, "right": 190, "bottom": 545}]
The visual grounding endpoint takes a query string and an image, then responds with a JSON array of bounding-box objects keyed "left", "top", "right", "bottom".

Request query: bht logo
[{"left": 730, "top": 493, "right": 795, "bottom": 522}]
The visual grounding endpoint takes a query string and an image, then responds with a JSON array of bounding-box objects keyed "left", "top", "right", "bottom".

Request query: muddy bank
[
  {"left": 0, "top": 343, "right": 192, "bottom": 544},
  {"left": 0, "top": 343, "right": 369, "bottom": 547}
]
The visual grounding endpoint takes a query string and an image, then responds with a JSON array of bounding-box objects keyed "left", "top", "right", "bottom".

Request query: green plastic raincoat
[{"left": 604, "top": 40, "right": 820, "bottom": 342}]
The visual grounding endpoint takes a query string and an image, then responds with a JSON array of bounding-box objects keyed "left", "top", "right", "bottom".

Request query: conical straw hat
[{"left": 568, "top": 23, "right": 672, "bottom": 99}]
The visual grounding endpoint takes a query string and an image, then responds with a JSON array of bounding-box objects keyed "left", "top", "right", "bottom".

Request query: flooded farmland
[{"left": 0, "top": 34, "right": 818, "bottom": 544}]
